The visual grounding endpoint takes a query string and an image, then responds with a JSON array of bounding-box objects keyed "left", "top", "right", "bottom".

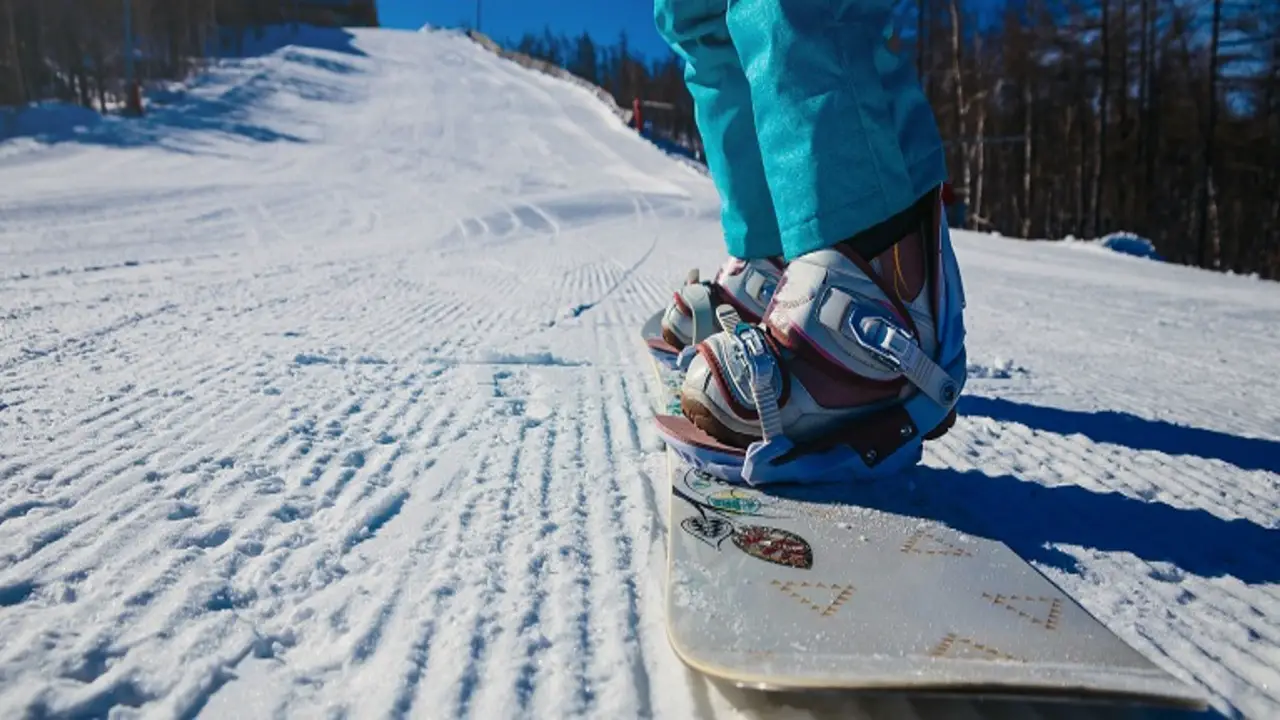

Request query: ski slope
[{"left": 1, "top": 25, "right": 1277, "bottom": 720}]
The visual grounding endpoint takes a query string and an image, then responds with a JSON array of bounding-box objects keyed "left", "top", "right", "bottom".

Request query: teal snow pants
[{"left": 654, "top": 0, "right": 948, "bottom": 260}]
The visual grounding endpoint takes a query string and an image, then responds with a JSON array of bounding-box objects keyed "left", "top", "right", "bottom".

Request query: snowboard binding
[
  {"left": 657, "top": 303, "right": 965, "bottom": 486},
  {"left": 654, "top": 189, "right": 969, "bottom": 487}
]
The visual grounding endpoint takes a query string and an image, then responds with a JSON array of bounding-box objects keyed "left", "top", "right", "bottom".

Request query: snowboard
[{"left": 640, "top": 310, "right": 1205, "bottom": 709}]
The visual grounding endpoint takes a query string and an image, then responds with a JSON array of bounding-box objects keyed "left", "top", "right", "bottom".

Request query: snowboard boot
[
  {"left": 656, "top": 189, "right": 968, "bottom": 485},
  {"left": 657, "top": 255, "right": 786, "bottom": 354}
]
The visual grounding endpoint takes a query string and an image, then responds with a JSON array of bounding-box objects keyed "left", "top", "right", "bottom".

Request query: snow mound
[
  {"left": 1097, "top": 231, "right": 1161, "bottom": 260},
  {"left": 967, "top": 358, "right": 1030, "bottom": 379},
  {"left": 1062, "top": 231, "right": 1162, "bottom": 261}
]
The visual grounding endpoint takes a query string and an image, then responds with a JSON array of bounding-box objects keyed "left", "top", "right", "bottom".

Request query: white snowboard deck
[{"left": 664, "top": 451, "right": 1203, "bottom": 710}]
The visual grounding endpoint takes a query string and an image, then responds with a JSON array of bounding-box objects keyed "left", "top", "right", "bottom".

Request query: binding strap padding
[{"left": 839, "top": 188, "right": 937, "bottom": 265}]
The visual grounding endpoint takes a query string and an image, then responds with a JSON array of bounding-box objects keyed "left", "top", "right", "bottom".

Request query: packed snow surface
[{"left": 2, "top": 25, "right": 1278, "bottom": 720}]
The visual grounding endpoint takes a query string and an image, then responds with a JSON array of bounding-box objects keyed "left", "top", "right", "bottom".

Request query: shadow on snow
[
  {"left": 958, "top": 395, "right": 1280, "bottom": 475},
  {"left": 768, "top": 395, "right": 1279, "bottom": 586},
  {"left": 870, "top": 465, "right": 1278, "bottom": 585}
]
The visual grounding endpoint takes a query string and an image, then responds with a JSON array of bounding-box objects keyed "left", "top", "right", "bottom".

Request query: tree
[
  {"left": 1197, "top": 0, "right": 1223, "bottom": 268},
  {"left": 569, "top": 32, "right": 598, "bottom": 86}
]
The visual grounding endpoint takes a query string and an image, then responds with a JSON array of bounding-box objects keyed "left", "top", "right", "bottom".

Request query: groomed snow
[{"left": 1, "top": 25, "right": 1277, "bottom": 720}]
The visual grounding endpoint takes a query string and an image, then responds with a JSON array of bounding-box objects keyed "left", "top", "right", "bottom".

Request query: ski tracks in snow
[
  {"left": 0, "top": 240, "right": 672, "bottom": 719},
  {"left": 0, "top": 27, "right": 692, "bottom": 716}
]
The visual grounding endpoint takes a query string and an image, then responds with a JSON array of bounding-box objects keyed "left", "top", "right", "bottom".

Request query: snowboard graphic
[{"left": 640, "top": 310, "right": 1205, "bottom": 708}]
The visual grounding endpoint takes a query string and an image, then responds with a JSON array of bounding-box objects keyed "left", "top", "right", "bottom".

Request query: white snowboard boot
[{"left": 657, "top": 189, "right": 968, "bottom": 485}]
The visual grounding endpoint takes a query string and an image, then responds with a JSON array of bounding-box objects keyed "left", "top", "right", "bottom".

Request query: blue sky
[{"left": 376, "top": 0, "right": 673, "bottom": 59}]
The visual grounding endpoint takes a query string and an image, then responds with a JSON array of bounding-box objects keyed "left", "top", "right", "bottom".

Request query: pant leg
[
  {"left": 725, "top": 0, "right": 948, "bottom": 259},
  {"left": 654, "top": 0, "right": 784, "bottom": 260}
]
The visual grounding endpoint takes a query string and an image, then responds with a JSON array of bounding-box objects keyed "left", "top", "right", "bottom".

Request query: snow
[{"left": 2, "top": 23, "right": 1278, "bottom": 720}]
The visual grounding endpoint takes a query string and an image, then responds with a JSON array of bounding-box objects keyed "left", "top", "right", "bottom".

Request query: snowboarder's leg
[
  {"left": 654, "top": 0, "right": 783, "bottom": 261},
  {"left": 651, "top": 0, "right": 791, "bottom": 353},
  {"left": 725, "top": 0, "right": 948, "bottom": 259},
  {"left": 658, "top": 0, "right": 969, "bottom": 484}
]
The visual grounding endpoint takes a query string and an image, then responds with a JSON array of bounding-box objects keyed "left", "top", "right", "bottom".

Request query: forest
[{"left": 1, "top": 0, "right": 1276, "bottom": 279}]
